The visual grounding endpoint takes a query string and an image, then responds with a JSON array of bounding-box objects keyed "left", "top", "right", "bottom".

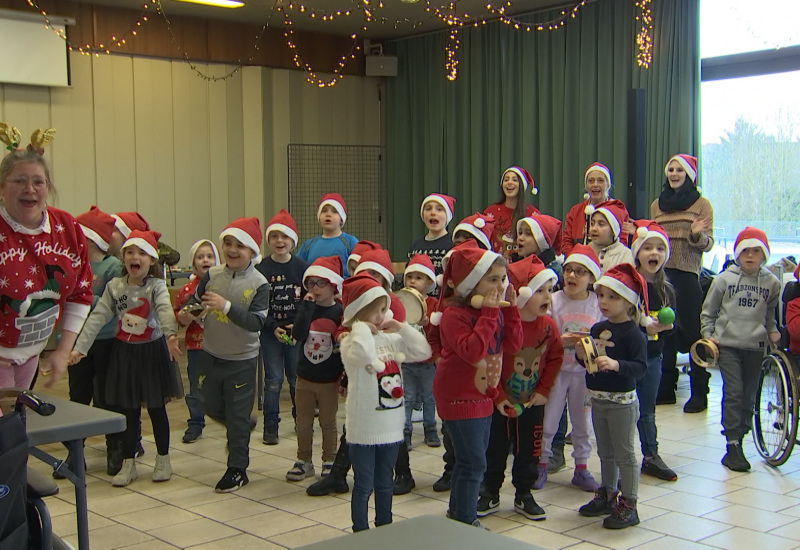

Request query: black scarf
[{"left": 657, "top": 182, "right": 701, "bottom": 213}]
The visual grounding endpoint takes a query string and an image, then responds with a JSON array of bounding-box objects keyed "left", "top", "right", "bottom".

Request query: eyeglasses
[
  {"left": 6, "top": 176, "right": 47, "bottom": 188},
  {"left": 305, "top": 279, "right": 331, "bottom": 289},
  {"left": 563, "top": 266, "right": 590, "bottom": 277}
]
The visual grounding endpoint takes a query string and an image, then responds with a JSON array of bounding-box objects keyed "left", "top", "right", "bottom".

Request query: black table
[{"left": 27, "top": 394, "right": 126, "bottom": 550}]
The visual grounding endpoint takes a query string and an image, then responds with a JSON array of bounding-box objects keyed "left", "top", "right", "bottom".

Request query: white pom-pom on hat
[
  {"left": 640, "top": 314, "right": 654, "bottom": 327},
  {"left": 430, "top": 311, "right": 443, "bottom": 326},
  {"left": 584, "top": 204, "right": 596, "bottom": 216},
  {"left": 531, "top": 187, "right": 539, "bottom": 196},
  {"left": 474, "top": 218, "right": 486, "bottom": 229},
  {"left": 436, "top": 274, "right": 444, "bottom": 288},
  {"left": 636, "top": 226, "right": 648, "bottom": 239},
  {"left": 516, "top": 286, "right": 533, "bottom": 309},
  {"left": 583, "top": 193, "right": 590, "bottom": 200}
]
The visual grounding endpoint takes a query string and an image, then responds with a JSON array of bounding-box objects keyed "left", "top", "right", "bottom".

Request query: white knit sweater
[{"left": 341, "top": 321, "right": 432, "bottom": 445}]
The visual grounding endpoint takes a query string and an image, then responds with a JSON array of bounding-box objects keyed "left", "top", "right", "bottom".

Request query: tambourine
[
  {"left": 579, "top": 336, "right": 599, "bottom": 374},
  {"left": 181, "top": 303, "right": 206, "bottom": 316},
  {"left": 395, "top": 287, "right": 427, "bottom": 325},
  {"left": 690, "top": 338, "right": 719, "bottom": 368}
]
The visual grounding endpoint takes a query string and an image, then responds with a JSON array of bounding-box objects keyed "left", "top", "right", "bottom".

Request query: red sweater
[
  {"left": 787, "top": 296, "right": 800, "bottom": 355},
  {"left": 562, "top": 200, "right": 630, "bottom": 256},
  {"left": 433, "top": 304, "right": 523, "bottom": 420},
  {"left": 173, "top": 276, "right": 205, "bottom": 350},
  {"left": 496, "top": 315, "right": 563, "bottom": 404},
  {"left": 482, "top": 203, "right": 540, "bottom": 255}
]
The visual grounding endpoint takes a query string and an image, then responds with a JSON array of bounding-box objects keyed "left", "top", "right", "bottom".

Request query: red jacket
[
  {"left": 562, "top": 200, "right": 630, "bottom": 256},
  {"left": 433, "top": 304, "right": 523, "bottom": 420},
  {"left": 787, "top": 296, "right": 800, "bottom": 355},
  {"left": 173, "top": 276, "right": 205, "bottom": 350}
]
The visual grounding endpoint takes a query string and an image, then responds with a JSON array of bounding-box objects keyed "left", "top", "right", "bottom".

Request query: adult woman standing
[
  {"left": 0, "top": 125, "right": 93, "bottom": 391},
  {"left": 651, "top": 154, "right": 713, "bottom": 412},
  {"left": 483, "top": 166, "right": 539, "bottom": 257}
]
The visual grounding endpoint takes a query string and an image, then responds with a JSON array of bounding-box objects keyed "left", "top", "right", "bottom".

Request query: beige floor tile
[
  {"left": 656, "top": 474, "right": 738, "bottom": 498},
  {"left": 147, "top": 517, "right": 241, "bottom": 547},
  {"left": 501, "top": 524, "right": 583, "bottom": 549},
  {"left": 635, "top": 482, "right": 678, "bottom": 502},
  {"left": 526, "top": 505, "right": 602, "bottom": 534},
  {"left": 113, "top": 503, "right": 202, "bottom": 531},
  {"left": 152, "top": 485, "right": 237, "bottom": 508},
  {"left": 672, "top": 459, "right": 748, "bottom": 482},
  {"left": 228, "top": 509, "right": 316, "bottom": 538},
  {"left": 252, "top": 477, "right": 309, "bottom": 498},
  {"left": 702, "top": 503, "right": 797, "bottom": 532},
  {"left": 302, "top": 501, "right": 356, "bottom": 529},
  {"left": 565, "top": 544, "right": 617, "bottom": 550},
  {"left": 48, "top": 495, "right": 83, "bottom": 517},
  {"left": 392, "top": 495, "right": 449, "bottom": 518},
  {"left": 262, "top": 489, "right": 351, "bottom": 515},
  {"left": 767, "top": 519, "right": 800, "bottom": 541},
  {"left": 128, "top": 474, "right": 206, "bottom": 497},
  {"left": 188, "top": 496, "right": 275, "bottom": 522},
  {"left": 700, "top": 526, "right": 798, "bottom": 550},
  {"left": 727, "top": 470, "right": 800, "bottom": 495},
  {"left": 186, "top": 533, "right": 285, "bottom": 549},
  {"left": 637, "top": 511, "right": 731, "bottom": 542},
  {"left": 69, "top": 523, "right": 154, "bottom": 549},
  {"left": 268, "top": 523, "right": 348, "bottom": 548},
  {"left": 777, "top": 503, "right": 800, "bottom": 518},
  {"left": 717, "top": 487, "right": 800, "bottom": 512},
  {"left": 117, "top": 541, "right": 180, "bottom": 549},
  {"left": 629, "top": 535, "right": 717, "bottom": 549},
  {"left": 536, "top": 486, "right": 599, "bottom": 510},
  {"left": 50, "top": 510, "right": 116, "bottom": 537},
  {"left": 645, "top": 492, "right": 730, "bottom": 516},
  {"left": 88, "top": 492, "right": 163, "bottom": 517},
  {"left": 634, "top": 502, "right": 672, "bottom": 522},
  {"left": 477, "top": 513, "right": 525, "bottom": 533},
  {"left": 564, "top": 520, "right": 663, "bottom": 550}
]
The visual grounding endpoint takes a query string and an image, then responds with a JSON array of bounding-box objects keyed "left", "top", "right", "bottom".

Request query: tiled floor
[{"left": 32, "top": 367, "right": 800, "bottom": 550}]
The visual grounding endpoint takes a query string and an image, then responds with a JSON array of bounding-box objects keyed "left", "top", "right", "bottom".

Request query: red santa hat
[
  {"left": 517, "top": 214, "right": 563, "bottom": 256},
  {"left": 630, "top": 220, "right": 670, "bottom": 267},
  {"left": 122, "top": 229, "right": 161, "bottom": 260},
  {"left": 266, "top": 209, "right": 298, "bottom": 246},
  {"left": 734, "top": 226, "right": 770, "bottom": 262},
  {"left": 76, "top": 206, "right": 115, "bottom": 252},
  {"left": 220, "top": 217, "right": 263, "bottom": 263},
  {"left": 665, "top": 154, "right": 698, "bottom": 184},
  {"left": 309, "top": 318, "right": 338, "bottom": 337},
  {"left": 501, "top": 166, "right": 538, "bottom": 196},
  {"left": 189, "top": 239, "right": 221, "bottom": 266},
  {"left": 584, "top": 199, "right": 628, "bottom": 239},
  {"left": 127, "top": 297, "right": 150, "bottom": 322},
  {"left": 348, "top": 240, "right": 382, "bottom": 269},
  {"left": 304, "top": 255, "right": 344, "bottom": 294},
  {"left": 583, "top": 162, "right": 612, "bottom": 200},
  {"left": 354, "top": 248, "right": 395, "bottom": 289},
  {"left": 595, "top": 263, "right": 652, "bottom": 327},
  {"left": 318, "top": 193, "right": 347, "bottom": 225},
  {"left": 342, "top": 272, "right": 390, "bottom": 327},
  {"left": 421, "top": 193, "right": 456, "bottom": 225},
  {"left": 404, "top": 254, "right": 437, "bottom": 294},
  {"left": 454, "top": 213, "right": 495, "bottom": 250},
  {"left": 112, "top": 211, "right": 150, "bottom": 238},
  {"left": 564, "top": 243, "right": 602, "bottom": 282},
  {"left": 507, "top": 254, "right": 558, "bottom": 309}
]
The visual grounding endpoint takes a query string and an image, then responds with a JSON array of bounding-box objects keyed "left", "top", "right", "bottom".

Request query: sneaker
[
  {"left": 603, "top": 496, "right": 639, "bottom": 529},
  {"left": 262, "top": 427, "right": 278, "bottom": 446},
  {"left": 547, "top": 448, "right": 566, "bottom": 473},
  {"left": 182, "top": 429, "right": 202, "bottom": 444},
  {"left": 321, "top": 461, "right": 334, "bottom": 477},
  {"left": 571, "top": 468, "right": 600, "bottom": 492},
  {"left": 411, "top": 408, "right": 424, "bottom": 423},
  {"left": 424, "top": 432, "right": 442, "bottom": 448},
  {"left": 578, "top": 487, "right": 617, "bottom": 517},
  {"left": 286, "top": 461, "right": 315, "bottom": 481},
  {"left": 215, "top": 467, "right": 249, "bottom": 493},
  {"left": 721, "top": 442, "right": 751, "bottom": 472},
  {"left": 476, "top": 494, "right": 500, "bottom": 517},
  {"left": 432, "top": 471, "right": 451, "bottom": 492},
  {"left": 533, "top": 463, "right": 548, "bottom": 490},
  {"left": 470, "top": 519, "right": 490, "bottom": 530},
  {"left": 393, "top": 471, "right": 415, "bottom": 495},
  {"left": 641, "top": 454, "right": 678, "bottom": 481},
  {"left": 152, "top": 454, "right": 172, "bottom": 482},
  {"left": 111, "top": 458, "right": 138, "bottom": 487},
  {"left": 306, "top": 472, "right": 349, "bottom": 496},
  {"left": 514, "top": 493, "right": 546, "bottom": 521},
  {"left": 683, "top": 394, "right": 707, "bottom": 413}
]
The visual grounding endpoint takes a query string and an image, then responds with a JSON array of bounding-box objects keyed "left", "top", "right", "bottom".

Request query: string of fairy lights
[{"left": 25, "top": 0, "right": 654, "bottom": 85}]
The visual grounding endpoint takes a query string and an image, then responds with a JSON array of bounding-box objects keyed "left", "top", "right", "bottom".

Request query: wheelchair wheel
[{"left": 753, "top": 351, "right": 799, "bottom": 466}]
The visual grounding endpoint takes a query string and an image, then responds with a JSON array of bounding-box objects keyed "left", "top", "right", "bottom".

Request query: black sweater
[
  {"left": 294, "top": 299, "right": 344, "bottom": 383},
  {"left": 256, "top": 254, "right": 308, "bottom": 334},
  {"left": 584, "top": 320, "right": 647, "bottom": 393}
]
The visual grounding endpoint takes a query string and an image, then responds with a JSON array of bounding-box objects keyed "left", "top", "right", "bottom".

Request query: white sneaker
[
  {"left": 152, "top": 454, "right": 172, "bottom": 482},
  {"left": 112, "top": 458, "right": 138, "bottom": 487},
  {"left": 321, "top": 461, "right": 334, "bottom": 477},
  {"left": 286, "top": 461, "right": 315, "bottom": 481},
  {"left": 411, "top": 408, "right": 424, "bottom": 423}
]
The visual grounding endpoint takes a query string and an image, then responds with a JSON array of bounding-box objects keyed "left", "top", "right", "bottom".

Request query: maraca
[
  {"left": 657, "top": 307, "right": 675, "bottom": 325},
  {"left": 504, "top": 403, "right": 524, "bottom": 417}
]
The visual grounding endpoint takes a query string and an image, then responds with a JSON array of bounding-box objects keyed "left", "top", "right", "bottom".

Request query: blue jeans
[
  {"left": 260, "top": 332, "right": 298, "bottom": 429},
  {"left": 636, "top": 355, "right": 661, "bottom": 456},
  {"left": 402, "top": 362, "right": 437, "bottom": 435},
  {"left": 445, "top": 416, "right": 492, "bottom": 524},
  {"left": 349, "top": 443, "right": 399, "bottom": 532},
  {"left": 185, "top": 350, "right": 205, "bottom": 432}
]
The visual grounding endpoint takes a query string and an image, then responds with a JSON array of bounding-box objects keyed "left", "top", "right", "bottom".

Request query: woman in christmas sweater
[
  {"left": 483, "top": 167, "right": 540, "bottom": 257},
  {"left": 0, "top": 128, "right": 93, "bottom": 391}
]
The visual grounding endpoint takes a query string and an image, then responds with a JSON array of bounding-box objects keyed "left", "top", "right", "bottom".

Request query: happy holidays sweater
[
  {"left": 433, "top": 304, "right": 523, "bottom": 421},
  {"left": 0, "top": 207, "right": 93, "bottom": 361},
  {"left": 341, "top": 321, "right": 431, "bottom": 445}
]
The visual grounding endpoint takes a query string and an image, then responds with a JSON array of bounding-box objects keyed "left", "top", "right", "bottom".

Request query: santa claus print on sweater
[{"left": 304, "top": 318, "right": 337, "bottom": 364}]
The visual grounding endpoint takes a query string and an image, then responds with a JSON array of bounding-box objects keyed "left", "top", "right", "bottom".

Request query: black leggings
[{"left": 123, "top": 406, "right": 169, "bottom": 458}]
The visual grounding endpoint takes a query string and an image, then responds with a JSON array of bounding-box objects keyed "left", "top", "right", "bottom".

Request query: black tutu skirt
[{"left": 105, "top": 337, "right": 184, "bottom": 409}]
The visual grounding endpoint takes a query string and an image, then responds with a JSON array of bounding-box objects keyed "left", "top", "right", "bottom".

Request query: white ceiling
[{"left": 70, "top": 0, "right": 572, "bottom": 40}]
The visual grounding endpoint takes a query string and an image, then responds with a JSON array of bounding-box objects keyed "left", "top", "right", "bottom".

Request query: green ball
[{"left": 657, "top": 307, "right": 675, "bottom": 325}]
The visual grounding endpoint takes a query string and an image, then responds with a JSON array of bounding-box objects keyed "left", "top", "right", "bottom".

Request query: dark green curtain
[{"left": 385, "top": 0, "right": 699, "bottom": 257}]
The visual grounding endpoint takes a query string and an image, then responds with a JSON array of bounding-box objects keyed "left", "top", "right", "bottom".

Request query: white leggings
[{"left": 540, "top": 369, "right": 593, "bottom": 464}]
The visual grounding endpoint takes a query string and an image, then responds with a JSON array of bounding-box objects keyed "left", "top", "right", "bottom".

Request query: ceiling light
[
  {"left": 400, "top": 0, "right": 420, "bottom": 3},
  {"left": 171, "top": 0, "right": 245, "bottom": 8}
]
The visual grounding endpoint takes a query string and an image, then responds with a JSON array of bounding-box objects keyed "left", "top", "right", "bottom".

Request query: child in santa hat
[
  {"left": 408, "top": 193, "right": 456, "bottom": 296},
  {"left": 700, "top": 227, "right": 781, "bottom": 472},
  {"left": 452, "top": 213, "right": 496, "bottom": 250},
  {"left": 347, "top": 240, "right": 381, "bottom": 278},
  {"left": 477, "top": 255, "right": 562, "bottom": 521},
  {"left": 296, "top": 193, "right": 359, "bottom": 276},
  {"left": 287, "top": 255, "right": 344, "bottom": 483},
  {"left": 515, "top": 214, "right": 564, "bottom": 278},
  {"left": 339, "top": 272, "right": 431, "bottom": 532},
  {"left": 483, "top": 166, "right": 540, "bottom": 256},
  {"left": 70, "top": 229, "right": 183, "bottom": 488},
  {"left": 585, "top": 199, "right": 633, "bottom": 273},
  {"left": 256, "top": 210, "right": 308, "bottom": 446},
  {"left": 173, "top": 238, "right": 221, "bottom": 445},
  {"left": 630, "top": 221, "right": 678, "bottom": 481},
  {"left": 111, "top": 211, "right": 149, "bottom": 257},
  {"left": 186, "top": 217, "right": 270, "bottom": 493},
  {"left": 576, "top": 263, "right": 648, "bottom": 529},
  {"left": 431, "top": 243, "right": 523, "bottom": 527},
  {"left": 538, "top": 244, "right": 603, "bottom": 493}
]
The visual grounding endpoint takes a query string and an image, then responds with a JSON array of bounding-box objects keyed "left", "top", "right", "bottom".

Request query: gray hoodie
[{"left": 700, "top": 264, "right": 781, "bottom": 351}]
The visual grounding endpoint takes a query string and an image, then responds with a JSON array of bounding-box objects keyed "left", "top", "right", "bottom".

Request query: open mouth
[
  {"left": 427, "top": 218, "right": 440, "bottom": 226},
  {"left": 20, "top": 198, "right": 38, "bottom": 208},
  {"left": 539, "top": 303, "right": 549, "bottom": 313},
  {"left": 648, "top": 259, "right": 660, "bottom": 268},
  {"left": 129, "top": 262, "right": 142, "bottom": 273}
]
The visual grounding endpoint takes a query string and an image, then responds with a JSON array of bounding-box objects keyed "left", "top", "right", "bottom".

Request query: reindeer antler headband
[{"left": 0, "top": 123, "right": 56, "bottom": 154}]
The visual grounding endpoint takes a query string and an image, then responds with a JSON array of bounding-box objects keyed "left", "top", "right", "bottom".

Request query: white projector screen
[{"left": 0, "top": 17, "right": 70, "bottom": 87}]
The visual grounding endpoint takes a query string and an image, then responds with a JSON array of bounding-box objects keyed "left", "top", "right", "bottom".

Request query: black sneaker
[
  {"left": 514, "top": 493, "right": 545, "bottom": 521},
  {"left": 722, "top": 442, "right": 751, "bottom": 472},
  {"left": 641, "top": 454, "right": 678, "bottom": 481},
  {"left": 262, "top": 427, "right": 278, "bottom": 446},
  {"left": 182, "top": 429, "right": 203, "bottom": 444},
  {"left": 306, "top": 472, "right": 349, "bottom": 496},
  {"left": 603, "top": 496, "right": 639, "bottom": 529},
  {"left": 393, "top": 471, "right": 415, "bottom": 495},
  {"left": 578, "top": 487, "right": 617, "bottom": 517},
  {"left": 433, "top": 471, "right": 451, "bottom": 492},
  {"left": 476, "top": 494, "right": 500, "bottom": 517},
  {"left": 215, "top": 467, "right": 249, "bottom": 493}
]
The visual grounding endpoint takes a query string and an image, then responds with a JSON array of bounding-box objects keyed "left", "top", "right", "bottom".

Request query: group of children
[{"left": 62, "top": 158, "right": 789, "bottom": 534}]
